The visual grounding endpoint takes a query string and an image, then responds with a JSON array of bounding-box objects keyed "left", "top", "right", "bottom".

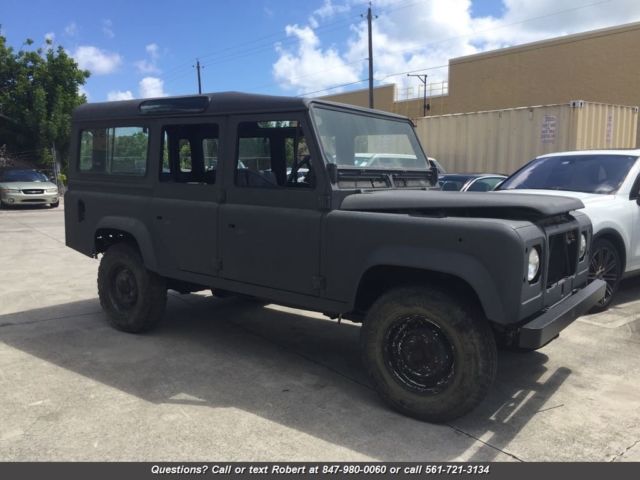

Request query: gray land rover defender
[{"left": 65, "top": 92, "right": 605, "bottom": 422}]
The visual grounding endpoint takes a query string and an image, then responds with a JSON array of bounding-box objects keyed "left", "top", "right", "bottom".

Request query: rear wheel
[
  {"left": 588, "top": 238, "right": 622, "bottom": 312},
  {"left": 98, "top": 243, "right": 167, "bottom": 333},
  {"left": 360, "top": 285, "right": 497, "bottom": 422}
]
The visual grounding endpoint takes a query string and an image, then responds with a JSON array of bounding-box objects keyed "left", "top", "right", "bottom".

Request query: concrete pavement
[{"left": 1, "top": 204, "right": 639, "bottom": 461}]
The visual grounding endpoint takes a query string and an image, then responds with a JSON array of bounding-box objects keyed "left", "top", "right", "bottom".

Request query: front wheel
[
  {"left": 98, "top": 243, "right": 167, "bottom": 333},
  {"left": 588, "top": 238, "right": 622, "bottom": 312},
  {"left": 360, "top": 285, "right": 497, "bottom": 423}
]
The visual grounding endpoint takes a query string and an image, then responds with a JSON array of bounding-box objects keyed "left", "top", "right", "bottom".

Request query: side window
[
  {"left": 467, "top": 177, "right": 504, "bottom": 192},
  {"left": 161, "top": 123, "right": 218, "bottom": 184},
  {"left": 79, "top": 127, "right": 148, "bottom": 175},
  {"left": 235, "top": 120, "right": 315, "bottom": 189}
]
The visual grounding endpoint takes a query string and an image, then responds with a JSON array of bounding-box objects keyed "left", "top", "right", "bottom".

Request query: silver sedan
[{"left": 0, "top": 169, "right": 59, "bottom": 208}]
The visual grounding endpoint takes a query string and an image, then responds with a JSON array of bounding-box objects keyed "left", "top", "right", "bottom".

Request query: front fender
[{"left": 360, "top": 246, "right": 505, "bottom": 323}]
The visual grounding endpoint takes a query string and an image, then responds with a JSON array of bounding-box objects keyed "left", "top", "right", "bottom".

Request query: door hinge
[{"left": 312, "top": 275, "right": 326, "bottom": 292}]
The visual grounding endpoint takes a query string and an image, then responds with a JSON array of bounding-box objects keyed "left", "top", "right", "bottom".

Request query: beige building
[{"left": 321, "top": 21, "right": 640, "bottom": 147}]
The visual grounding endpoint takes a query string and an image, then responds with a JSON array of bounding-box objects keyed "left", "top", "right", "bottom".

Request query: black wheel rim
[
  {"left": 588, "top": 245, "right": 619, "bottom": 306},
  {"left": 383, "top": 314, "right": 455, "bottom": 394},
  {"left": 109, "top": 265, "right": 139, "bottom": 313}
]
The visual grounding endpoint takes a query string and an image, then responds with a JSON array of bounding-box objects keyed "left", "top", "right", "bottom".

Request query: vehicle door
[
  {"left": 151, "top": 118, "right": 224, "bottom": 276},
  {"left": 219, "top": 115, "right": 324, "bottom": 296}
]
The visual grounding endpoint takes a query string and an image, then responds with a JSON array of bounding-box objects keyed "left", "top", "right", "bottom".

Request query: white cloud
[
  {"left": 146, "top": 43, "right": 160, "bottom": 59},
  {"left": 272, "top": 24, "right": 361, "bottom": 93},
  {"left": 72, "top": 46, "right": 122, "bottom": 75},
  {"left": 139, "top": 77, "right": 167, "bottom": 98},
  {"left": 64, "top": 22, "right": 77, "bottom": 36},
  {"left": 102, "top": 19, "right": 115, "bottom": 39},
  {"left": 135, "top": 43, "right": 162, "bottom": 75},
  {"left": 272, "top": 0, "right": 640, "bottom": 96},
  {"left": 107, "top": 90, "right": 134, "bottom": 101}
]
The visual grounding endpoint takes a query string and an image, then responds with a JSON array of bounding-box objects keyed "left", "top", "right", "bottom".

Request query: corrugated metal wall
[{"left": 415, "top": 101, "right": 638, "bottom": 174}]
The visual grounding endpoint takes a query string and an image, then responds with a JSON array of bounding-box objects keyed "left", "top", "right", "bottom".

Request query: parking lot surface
[{"left": 1, "top": 204, "right": 639, "bottom": 461}]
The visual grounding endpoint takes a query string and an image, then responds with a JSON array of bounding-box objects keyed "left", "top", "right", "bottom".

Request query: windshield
[
  {"left": 311, "top": 107, "right": 428, "bottom": 170},
  {"left": 499, "top": 154, "right": 638, "bottom": 194},
  {"left": 0, "top": 170, "right": 49, "bottom": 183}
]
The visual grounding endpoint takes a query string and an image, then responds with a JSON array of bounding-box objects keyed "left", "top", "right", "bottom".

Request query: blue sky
[{"left": 1, "top": 0, "right": 638, "bottom": 101}]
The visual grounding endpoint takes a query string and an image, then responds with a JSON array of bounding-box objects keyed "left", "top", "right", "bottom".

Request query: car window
[
  {"left": 500, "top": 154, "right": 638, "bottom": 194},
  {"left": 79, "top": 127, "right": 148, "bottom": 175},
  {"left": 235, "top": 120, "right": 315, "bottom": 189},
  {"left": 466, "top": 177, "right": 504, "bottom": 192},
  {"left": 161, "top": 123, "right": 218, "bottom": 184},
  {"left": 0, "top": 170, "right": 49, "bottom": 182}
]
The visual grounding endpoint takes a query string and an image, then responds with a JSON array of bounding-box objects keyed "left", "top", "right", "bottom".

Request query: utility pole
[
  {"left": 407, "top": 73, "right": 430, "bottom": 117},
  {"left": 194, "top": 59, "right": 203, "bottom": 94},
  {"left": 362, "top": 3, "right": 377, "bottom": 109}
]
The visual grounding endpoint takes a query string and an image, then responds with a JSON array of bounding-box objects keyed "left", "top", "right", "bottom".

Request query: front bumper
[
  {"left": 1, "top": 192, "right": 58, "bottom": 205},
  {"left": 517, "top": 279, "right": 606, "bottom": 349}
]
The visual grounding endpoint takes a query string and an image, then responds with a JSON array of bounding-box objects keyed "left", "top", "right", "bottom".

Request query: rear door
[{"left": 151, "top": 118, "right": 224, "bottom": 276}]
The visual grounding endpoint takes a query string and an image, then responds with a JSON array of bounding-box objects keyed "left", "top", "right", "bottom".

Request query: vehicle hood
[
  {"left": 339, "top": 190, "right": 584, "bottom": 220},
  {"left": 496, "top": 189, "right": 616, "bottom": 207},
  {"left": 0, "top": 181, "right": 57, "bottom": 190}
]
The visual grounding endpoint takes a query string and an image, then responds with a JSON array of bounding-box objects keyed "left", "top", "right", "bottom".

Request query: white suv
[{"left": 498, "top": 149, "right": 640, "bottom": 310}]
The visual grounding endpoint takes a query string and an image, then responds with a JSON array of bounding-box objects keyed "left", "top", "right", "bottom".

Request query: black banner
[{"left": 0, "top": 462, "right": 639, "bottom": 480}]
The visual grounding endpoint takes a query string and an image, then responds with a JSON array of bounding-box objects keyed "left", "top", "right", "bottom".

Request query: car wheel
[
  {"left": 588, "top": 238, "right": 622, "bottom": 312},
  {"left": 49, "top": 200, "right": 60, "bottom": 208},
  {"left": 360, "top": 285, "right": 497, "bottom": 423},
  {"left": 98, "top": 243, "right": 167, "bottom": 333}
]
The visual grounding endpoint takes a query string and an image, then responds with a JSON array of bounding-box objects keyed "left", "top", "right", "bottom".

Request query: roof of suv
[{"left": 72, "top": 91, "right": 409, "bottom": 122}]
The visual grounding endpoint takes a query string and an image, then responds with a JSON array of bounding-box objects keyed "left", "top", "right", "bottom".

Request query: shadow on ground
[{"left": 0, "top": 295, "right": 571, "bottom": 461}]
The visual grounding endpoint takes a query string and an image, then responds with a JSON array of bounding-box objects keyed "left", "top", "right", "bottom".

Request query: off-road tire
[
  {"left": 361, "top": 285, "right": 497, "bottom": 423},
  {"left": 98, "top": 243, "right": 167, "bottom": 333},
  {"left": 589, "top": 238, "right": 622, "bottom": 312}
]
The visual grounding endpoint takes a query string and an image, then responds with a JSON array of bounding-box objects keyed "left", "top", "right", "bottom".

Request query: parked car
[
  {"left": 439, "top": 173, "right": 506, "bottom": 192},
  {"left": 65, "top": 93, "right": 604, "bottom": 422},
  {"left": 498, "top": 149, "right": 640, "bottom": 309},
  {"left": 0, "top": 169, "right": 59, "bottom": 208}
]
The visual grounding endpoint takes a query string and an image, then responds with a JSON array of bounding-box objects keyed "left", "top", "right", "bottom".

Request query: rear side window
[
  {"left": 161, "top": 123, "right": 219, "bottom": 184},
  {"left": 79, "top": 127, "right": 148, "bottom": 175}
]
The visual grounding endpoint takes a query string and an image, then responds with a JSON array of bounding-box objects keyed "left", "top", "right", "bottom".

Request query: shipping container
[{"left": 414, "top": 101, "right": 639, "bottom": 174}]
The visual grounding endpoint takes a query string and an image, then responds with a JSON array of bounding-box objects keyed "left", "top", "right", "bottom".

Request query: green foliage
[{"left": 0, "top": 33, "right": 89, "bottom": 168}]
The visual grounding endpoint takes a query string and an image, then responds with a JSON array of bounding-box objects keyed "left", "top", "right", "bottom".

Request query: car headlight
[
  {"left": 527, "top": 247, "right": 541, "bottom": 282},
  {"left": 46, "top": 188, "right": 58, "bottom": 193},
  {"left": 0, "top": 188, "right": 19, "bottom": 193},
  {"left": 579, "top": 233, "right": 587, "bottom": 260}
]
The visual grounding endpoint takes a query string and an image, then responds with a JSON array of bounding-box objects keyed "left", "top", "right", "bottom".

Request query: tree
[{"left": 0, "top": 33, "right": 89, "bottom": 170}]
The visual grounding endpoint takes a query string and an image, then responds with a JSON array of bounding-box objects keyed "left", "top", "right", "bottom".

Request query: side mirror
[{"left": 327, "top": 163, "right": 338, "bottom": 184}]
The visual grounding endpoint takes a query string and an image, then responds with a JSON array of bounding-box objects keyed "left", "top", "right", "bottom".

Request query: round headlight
[
  {"left": 527, "top": 247, "right": 540, "bottom": 282},
  {"left": 579, "top": 233, "right": 587, "bottom": 260}
]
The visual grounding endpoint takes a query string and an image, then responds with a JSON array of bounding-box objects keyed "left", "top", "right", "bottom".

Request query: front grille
[
  {"left": 546, "top": 229, "right": 579, "bottom": 288},
  {"left": 22, "top": 189, "right": 44, "bottom": 194}
]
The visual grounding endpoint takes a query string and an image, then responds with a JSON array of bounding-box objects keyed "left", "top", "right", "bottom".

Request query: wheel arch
[
  {"left": 94, "top": 216, "right": 159, "bottom": 271},
  {"left": 353, "top": 263, "right": 502, "bottom": 323},
  {"left": 593, "top": 228, "right": 627, "bottom": 272}
]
